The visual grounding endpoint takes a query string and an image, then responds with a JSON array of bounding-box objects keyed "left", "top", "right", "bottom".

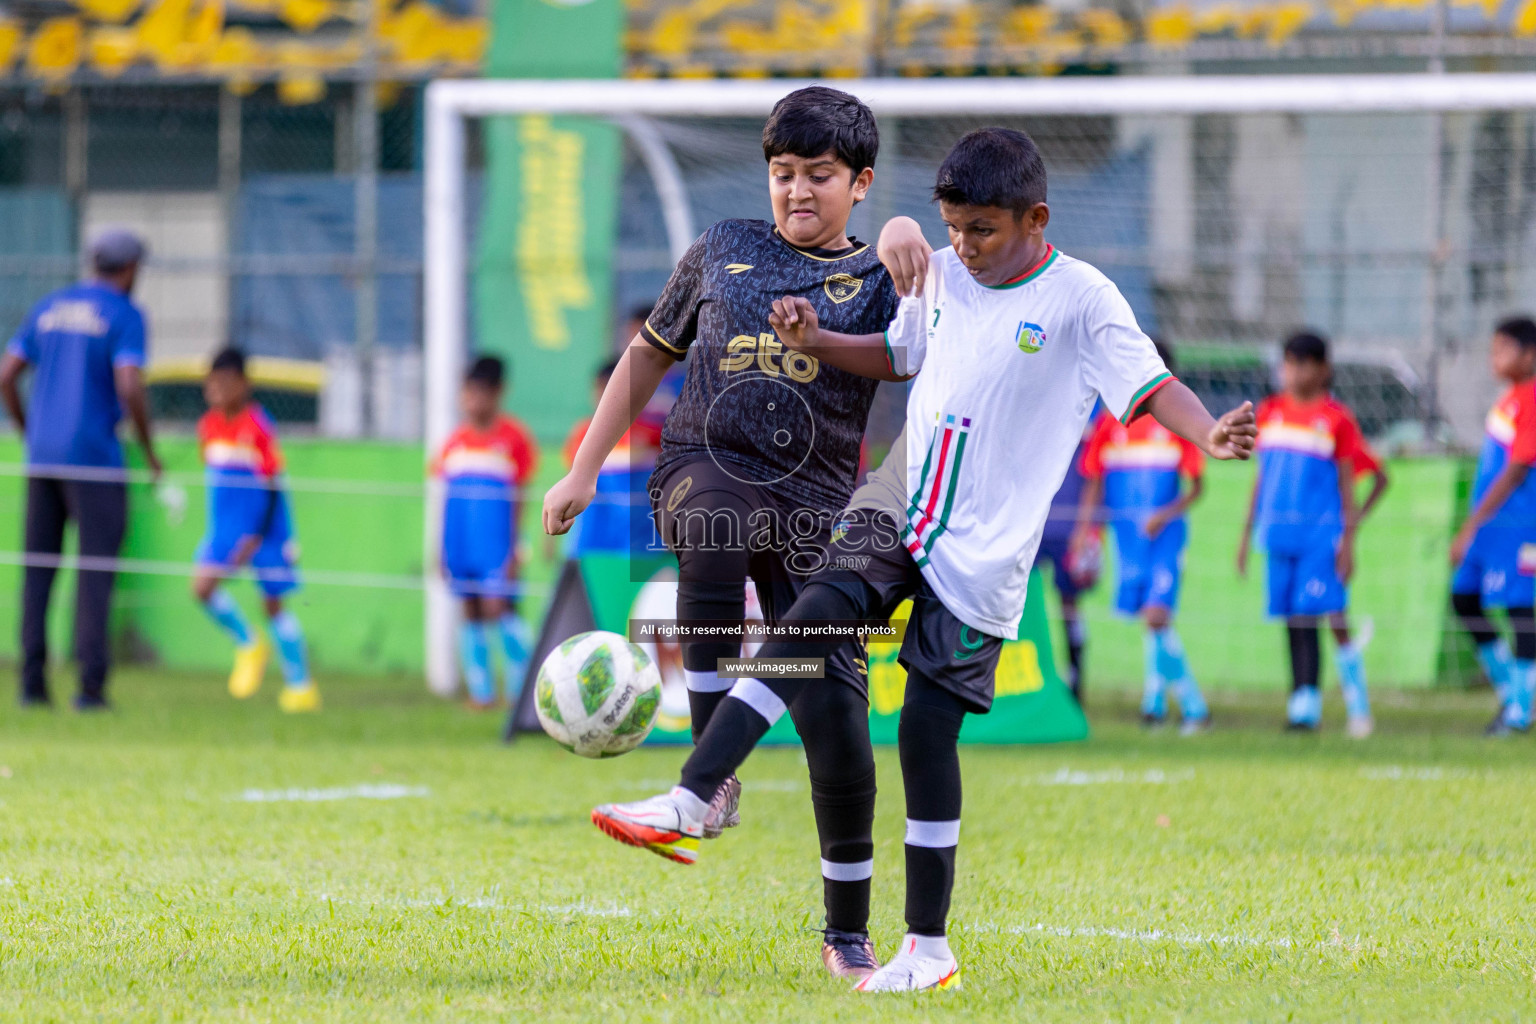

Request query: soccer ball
[{"left": 534, "top": 630, "right": 662, "bottom": 758}]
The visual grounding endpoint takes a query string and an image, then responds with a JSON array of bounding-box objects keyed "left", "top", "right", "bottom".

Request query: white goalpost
[{"left": 422, "top": 72, "right": 1536, "bottom": 696}]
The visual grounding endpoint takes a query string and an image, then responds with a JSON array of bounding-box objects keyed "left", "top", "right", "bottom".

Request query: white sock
[
  {"left": 669, "top": 786, "right": 709, "bottom": 824},
  {"left": 904, "top": 932, "right": 953, "bottom": 961}
]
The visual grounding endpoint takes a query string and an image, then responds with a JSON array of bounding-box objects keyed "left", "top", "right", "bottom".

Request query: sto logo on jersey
[
  {"left": 824, "top": 273, "right": 863, "bottom": 304},
  {"left": 1016, "top": 321, "right": 1047, "bottom": 354},
  {"left": 719, "top": 333, "right": 819, "bottom": 382}
]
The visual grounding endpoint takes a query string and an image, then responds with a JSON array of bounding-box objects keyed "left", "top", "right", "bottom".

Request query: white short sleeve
[
  {"left": 883, "top": 295, "right": 927, "bottom": 378},
  {"left": 1079, "top": 281, "right": 1172, "bottom": 423}
]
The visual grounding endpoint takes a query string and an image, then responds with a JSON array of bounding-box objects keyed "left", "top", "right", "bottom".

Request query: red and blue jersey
[
  {"left": 1253, "top": 394, "right": 1379, "bottom": 553},
  {"left": 1080, "top": 411, "right": 1203, "bottom": 530},
  {"left": 198, "top": 403, "right": 286, "bottom": 538},
  {"left": 1472, "top": 380, "right": 1536, "bottom": 531},
  {"left": 434, "top": 416, "right": 538, "bottom": 568},
  {"left": 562, "top": 418, "right": 662, "bottom": 556}
]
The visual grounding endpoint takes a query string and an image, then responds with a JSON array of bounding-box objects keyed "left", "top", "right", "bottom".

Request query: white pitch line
[
  {"left": 1007, "top": 922, "right": 1293, "bottom": 949},
  {"left": 318, "top": 893, "right": 631, "bottom": 917},
  {"left": 1024, "top": 767, "right": 1195, "bottom": 787},
  {"left": 1359, "top": 766, "right": 1471, "bottom": 781},
  {"left": 236, "top": 784, "right": 430, "bottom": 803}
]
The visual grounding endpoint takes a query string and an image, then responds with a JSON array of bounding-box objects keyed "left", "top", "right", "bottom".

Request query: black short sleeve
[{"left": 642, "top": 230, "right": 710, "bottom": 360}]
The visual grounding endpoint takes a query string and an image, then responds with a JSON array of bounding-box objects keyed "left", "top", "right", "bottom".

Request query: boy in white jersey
[{"left": 590, "top": 128, "right": 1257, "bottom": 992}]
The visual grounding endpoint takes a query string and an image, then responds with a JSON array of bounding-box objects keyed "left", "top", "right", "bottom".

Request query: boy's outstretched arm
[
  {"left": 768, "top": 297, "right": 914, "bottom": 382},
  {"left": 1451, "top": 461, "right": 1529, "bottom": 564},
  {"left": 1143, "top": 382, "right": 1256, "bottom": 461},
  {"left": 877, "top": 216, "right": 932, "bottom": 297},
  {"left": 543, "top": 339, "right": 673, "bottom": 536}
]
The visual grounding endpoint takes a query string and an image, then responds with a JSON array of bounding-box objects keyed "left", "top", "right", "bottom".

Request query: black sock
[
  {"left": 1064, "top": 613, "right": 1086, "bottom": 703},
  {"left": 686, "top": 689, "right": 730, "bottom": 743},
  {"left": 679, "top": 695, "right": 775, "bottom": 803},
  {"left": 1287, "top": 623, "right": 1320, "bottom": 692},
  {"left": 678, "top": 583, "right": 874, "bottom": 802},
  {"left": 814, "top": 767, "right": 876, "bottom": 933},
  {"left": 795, "top": 680, "right": 877, "bottom": 934},
  {"left": 898, "top": 669, "right": 967, "bottom": 938}
]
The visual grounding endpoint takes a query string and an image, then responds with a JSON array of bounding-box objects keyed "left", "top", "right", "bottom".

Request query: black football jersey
[{"left": 644, "top": 219, "right": 900, "bottom": 512}]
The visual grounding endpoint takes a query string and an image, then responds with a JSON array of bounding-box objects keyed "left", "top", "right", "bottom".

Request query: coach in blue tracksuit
[{"left": 0, "top": 229, "right": 161, "bottom": 710}]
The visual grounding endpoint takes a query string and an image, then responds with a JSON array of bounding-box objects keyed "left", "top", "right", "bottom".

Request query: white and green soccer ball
[{"left": 534, "top": 630, "right": 662, "bottom": 758}]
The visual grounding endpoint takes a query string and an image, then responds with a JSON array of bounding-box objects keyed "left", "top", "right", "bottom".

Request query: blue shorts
[
  {"left": 196, "top": 498, "right": 300, "bottom": 598},
  {"left": 1035, "top": 529, "right": 1086, "bottom": 601},
  {"left": 1112, "top": 520, "right": 1184, "bottom": 615},
  {"left": 1265, "top": 544, "right": 1346, "bottom": 618},
  {"left": 1451, "top": 524, "right": 1536, "bottom": 608},
  {"left": 443, "top": 536, "right": 513, "bottom": 599}
]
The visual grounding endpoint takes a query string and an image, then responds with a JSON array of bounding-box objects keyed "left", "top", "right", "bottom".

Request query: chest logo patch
[
  {"left": 725, "top": 263, "right": 754, "bottom": 274},
  {"left": 824, "top": 273, "right": 863, "bottom": 304},
  {"left": 1016, "top": 321, "right": 1046, "bottom": 354}
]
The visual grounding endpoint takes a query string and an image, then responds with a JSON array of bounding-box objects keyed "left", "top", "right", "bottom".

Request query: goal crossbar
[{"left": 421, "top": 71, "right": 1536, "bottom": 694}]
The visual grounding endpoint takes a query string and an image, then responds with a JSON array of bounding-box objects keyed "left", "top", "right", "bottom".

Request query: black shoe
[
  {"left": 821, "top": 927, "right": 880, "bottom": 980},
  {"left": 1140, "top": 713, "right": 1167, "bottom": 729},
  {"left": 19, "top": 691, "right": 52, "bottom": 709},
  {"left": 72, "top": 694, "right": 110, "bottom": 712},
  {"left": 1284, "top": 719, "right": 1319, "bottom": 733}
]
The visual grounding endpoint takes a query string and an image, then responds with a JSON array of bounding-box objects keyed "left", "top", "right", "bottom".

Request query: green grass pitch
[{"left": 2, "top": 670, "right": 1534, "bottom": 1021}]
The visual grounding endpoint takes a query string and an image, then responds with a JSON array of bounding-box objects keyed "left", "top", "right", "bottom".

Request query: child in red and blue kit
[
  {"left": 1449, "top": 316, "right": 1536, "bottom": 736},
  {"left": 192, "top": 347, "right": 318, "bottom": 713},
  {"left": 1074, "top": 341, "right": 1209, "bottom": 733},
  {"left": 561, "top": 358, "right": 662, "bottom": 558},
  {"left": 434, "top": 355, "right": 538, "bottom": 709},
  {"left": 1238, "top": 332, "right": 1388, "bottom": 736}
]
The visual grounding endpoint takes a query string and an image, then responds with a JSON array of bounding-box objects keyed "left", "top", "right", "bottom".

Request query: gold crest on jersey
[
  {"left": 666, "top": 476, "right": 693, "bottom": 511},
  {"left": 824, "top": 273, "right": 863, "bottom": 304}
]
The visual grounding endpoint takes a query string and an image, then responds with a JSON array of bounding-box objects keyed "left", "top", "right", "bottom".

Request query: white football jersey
[{"left": 884, "top": 245, "right": 1172, "bottom": 638}]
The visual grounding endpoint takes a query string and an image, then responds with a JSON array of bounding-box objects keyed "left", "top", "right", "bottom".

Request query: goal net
[{"left": 425, "top": 74, "right": 1536, "bottom": 696}]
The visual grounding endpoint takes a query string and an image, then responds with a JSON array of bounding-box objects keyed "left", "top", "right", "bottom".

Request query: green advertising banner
[
  {"left": 509, "top": 556, "right": 1090, "bottom": 746},
  {"left": 477, "top": 0, "right": 624, "bottom": 442}
]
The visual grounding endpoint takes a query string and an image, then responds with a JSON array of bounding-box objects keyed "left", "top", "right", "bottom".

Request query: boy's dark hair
[
  {"left": 762, "top": 86, "right": 879, "bottom": 175},
  {"left": 595, "top": 357, "right": 620, "bottom": 382},
  {"left": 1495, "top": 316, "right": 1536, "bottom": 351},
  {"left": 1151, "top": 337, "right": 1175, "bottom": 374},
  {"left": 210, "top": 347, "right": 247, "bottom": 377},
  {"left": 466, "top": 355, "right": 506, "bottom": 388},
  {"left": 933, "top": 127, "right": 1047, "bottom": 215},
  {"left": 1283, "top": 331, "right": 1329, "bottom": 365}
]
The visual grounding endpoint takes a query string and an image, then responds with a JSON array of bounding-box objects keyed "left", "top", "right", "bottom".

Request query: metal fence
[
  {"left": 5, "top": 83, "right": 1536, "bottom": 448},
  {"left": 0, "top": 81, "right": 426, "bottom": 437}
]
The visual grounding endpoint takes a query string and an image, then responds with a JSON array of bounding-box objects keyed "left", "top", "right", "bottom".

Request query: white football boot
[
  {"left": 854, "top": 934, "right": 960, "bottom": 992},
  {"left": 591, "top": 787, "right": 706, "bottom": 865}
]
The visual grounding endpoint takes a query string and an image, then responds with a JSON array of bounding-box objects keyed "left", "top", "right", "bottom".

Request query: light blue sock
[
  {"left": 460, "top": 621, "right": 494, "bottom": 703},
  {"left": 1335, "top": 642, "right": 1370, "bottom": 719},
  {"left": 268, "top": 610, "right": 310, "bottom": 686},
  {"left": 1477, "top": 639, "right": 1516, "bottom": 705},
  {"left": 1155, "top": 627, "right": 1208, "bottom": 721},
  {"left": 203, "top": 588, "right": 253, "bottom": 647},
  {"left": 1505, "top": 660, "right": 1535, "bottom": 729},
  {"left": 1141, "top": 632, "right": 1167, "bottom": 718},
  {"left": 499, "top": 613, "right": 532, "bottom": 702}
]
